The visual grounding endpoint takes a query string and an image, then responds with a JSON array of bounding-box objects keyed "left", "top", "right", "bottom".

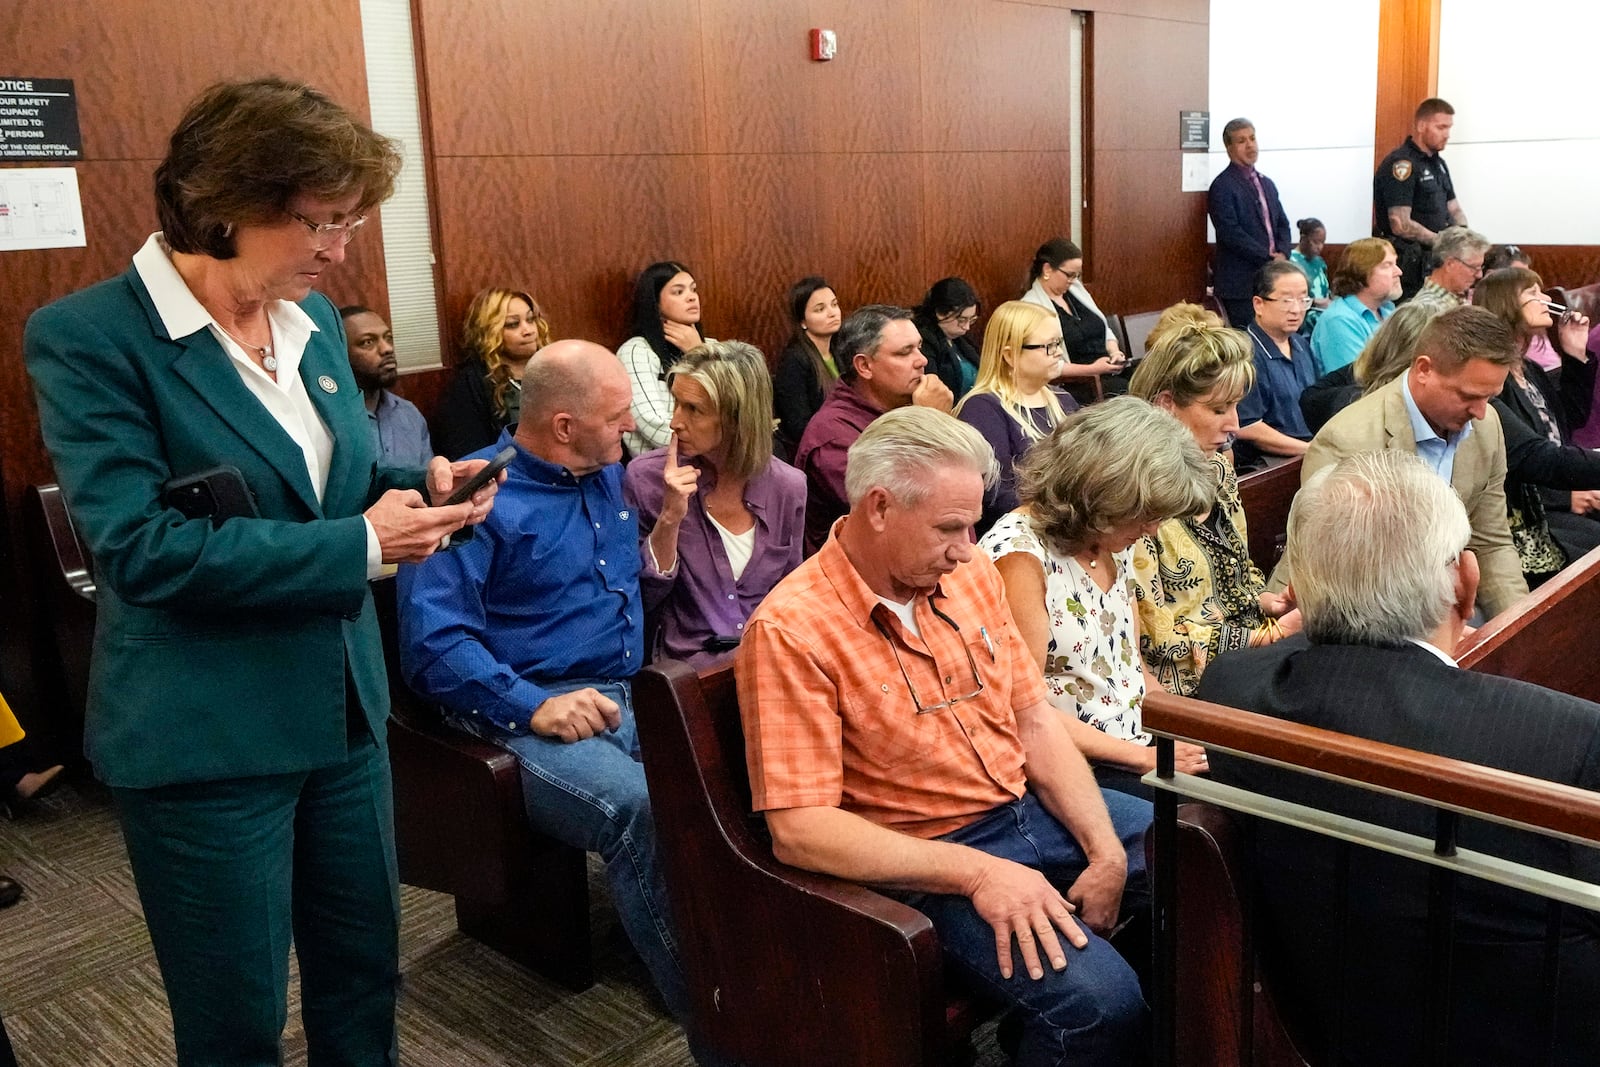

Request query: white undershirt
[
  {"left": 707, "top": 511, "right": 756, "bottom": 581},
  {"left": 877, "top": 595, "right": 922, "bottom": 639}
]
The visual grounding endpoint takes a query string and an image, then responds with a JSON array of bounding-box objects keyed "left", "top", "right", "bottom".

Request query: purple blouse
[{"left": 623, "top": 450, "right": 807, "bottom": 667}]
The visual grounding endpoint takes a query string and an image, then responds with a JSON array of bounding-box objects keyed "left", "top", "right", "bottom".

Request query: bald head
[{"left": 514, "top": 339, "right": 635, "bottom": 474}]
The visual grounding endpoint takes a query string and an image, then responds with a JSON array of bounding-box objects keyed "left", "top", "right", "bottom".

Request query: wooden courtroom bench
[
  {"left": 1456, "top": 543, "right": 1600, "bottom": 703},
  {"left": 371, "top": 577, "right": 593, "bottom": 990},
  {"left": 25, "top": 483, "right": 97, "bottom": 757},
  {"left": 633, "top": 658, "right": 995, "bottom": 1067},
  {"left": 1237, "top": 456, "right": 1301, "bottom": 575}
]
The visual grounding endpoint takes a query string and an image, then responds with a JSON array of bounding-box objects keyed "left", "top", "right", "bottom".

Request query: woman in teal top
[{"left": 1289, "top": 217, "right": 1330, "bottom": 334}]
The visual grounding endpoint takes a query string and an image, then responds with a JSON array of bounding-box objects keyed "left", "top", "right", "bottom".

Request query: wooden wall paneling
[
  {"left": 919, "top": 151, "right": 1073, "bottom": 317},
  {"left": 433, "top": 154, "right": 715, "bottom": 353},
  {"left": 698, "top": 0, "right": 923, "bottom": 155},
  {"left": 1374, "top": 0, "right": 1440, "bottom": 167},
  {"left": 704, "top": 152, "right": 925, "bottom": 359},
  {"left": 416, "top": 0, "right": 708, "bottom": 158},
  {"left": 999, "top": 0, "right": 1206, "bottom": 21},
  {"left": 0, "top": 0, "right": 384, "bottom": 725},
  {"left": 1087, "top": 12, "right": 1208, "bottom": 314},
  {"left": 1516, "top": 248, "right": 1600, "bottom": 292},
  {"left": 918, "top": 0, "right": 1073, "bottom": 153}
]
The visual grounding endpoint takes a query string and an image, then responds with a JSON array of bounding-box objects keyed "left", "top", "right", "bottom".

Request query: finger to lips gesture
[
  {"left": 660, "top": 433, "right": 699, "bottom": 526},
  {"left": 970, "top": 857, "right": 1085, "bottom": 981}
]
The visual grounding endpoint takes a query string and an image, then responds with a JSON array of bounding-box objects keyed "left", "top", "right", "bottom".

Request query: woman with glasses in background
[
  {"left": 432, "top": 286, "right": 550, "bottom": 459},
  {"left": 1020, "top": 237, "right": 1128, "bottom": 402},
  {"left": 980, "top": 396, "right": 1214, "bottom": 797},
  {"left": 22, "top": 78, "right": 497, "bottom": 1064},
  {"left": 954, "top": 300, "right": 1078, "bottom": 535},
  {"left": 912, "top": 276, "right": 983, "bottom": 399}
]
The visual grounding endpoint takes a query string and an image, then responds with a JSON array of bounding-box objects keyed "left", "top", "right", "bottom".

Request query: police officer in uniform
[{"left": 1374, "top": 98, "right": 1467, "bottom": 300}]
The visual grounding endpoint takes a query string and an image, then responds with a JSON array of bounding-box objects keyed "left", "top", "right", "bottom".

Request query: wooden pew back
[
  {"left": 1457, "top": 543, "right": 1600, "bottom": 703},
  {"left": 1238, "top": 456, "right": 1301, "bottom": 575},
  {"left": 634, "top": 659, "right": 979, "bottom": 1067}
]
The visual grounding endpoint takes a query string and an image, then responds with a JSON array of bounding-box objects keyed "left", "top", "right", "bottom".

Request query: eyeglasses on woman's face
[{"left": 286, "top": 208, "right": 368, "bottom": 249}]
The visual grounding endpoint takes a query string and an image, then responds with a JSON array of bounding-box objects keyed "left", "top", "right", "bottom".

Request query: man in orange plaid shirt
[{"left": 736, "top": 407, "right": 1151, "bottom": 1066}]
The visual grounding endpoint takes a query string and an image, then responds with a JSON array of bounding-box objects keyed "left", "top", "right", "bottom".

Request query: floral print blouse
[
  {"left": 1130, "top": 452, "right": 1269, "bottom": 697},
  {"left": 979, "top": 511, "right": 1148, "bottom": 743}
]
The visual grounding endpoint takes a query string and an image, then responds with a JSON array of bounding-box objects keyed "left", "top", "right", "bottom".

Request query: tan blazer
[{"left": 1269, "top": 373, "right": 1527, "bottom": 618}]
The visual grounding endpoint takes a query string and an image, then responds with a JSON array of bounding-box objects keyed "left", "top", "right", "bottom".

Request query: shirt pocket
[{"left": 838, "top": 674, "right": 938, "bottom": 772}]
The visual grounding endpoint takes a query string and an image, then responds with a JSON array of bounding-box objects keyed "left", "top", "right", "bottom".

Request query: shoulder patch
[{"left": 1391, "top": 160, "right": 1413, "bottom": 181}]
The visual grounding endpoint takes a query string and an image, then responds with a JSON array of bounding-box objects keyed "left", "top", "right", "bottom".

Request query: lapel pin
[{"left": 318, "top": 375, "right": 338, "bottom": 394}]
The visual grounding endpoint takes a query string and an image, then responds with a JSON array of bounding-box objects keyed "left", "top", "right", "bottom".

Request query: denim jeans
[
  {"left": 901, "top": 789, "right": 1153, "bottom": 1067},
  {"left": 447, "top": 678, "right": 688, "bottom": 1021}
]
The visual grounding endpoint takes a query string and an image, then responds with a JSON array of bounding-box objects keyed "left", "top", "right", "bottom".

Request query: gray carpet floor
[
  {"left": 0, "top": 777, "right": 693, "bottom": 1066},
  {"left": 0, "top": 778, "right": 1008, "bottom": 1066}
]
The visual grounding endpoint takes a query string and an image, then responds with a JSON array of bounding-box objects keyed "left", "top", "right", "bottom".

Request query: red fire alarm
[{"left": 810, "top": 29, "right": 837, "bottom": 61}]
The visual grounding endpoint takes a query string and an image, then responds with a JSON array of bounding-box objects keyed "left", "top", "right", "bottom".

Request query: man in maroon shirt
[{"left": 794, "top": 304, "right": 954, "bottom": 554}]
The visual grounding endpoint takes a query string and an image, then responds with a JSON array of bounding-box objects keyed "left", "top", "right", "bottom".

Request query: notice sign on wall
[
  {"left": 0, "top": 78, "right": 82, "bottom": 161},
  {"left": 1179, "top": 110, "right": 1209, "bottom": 152}
]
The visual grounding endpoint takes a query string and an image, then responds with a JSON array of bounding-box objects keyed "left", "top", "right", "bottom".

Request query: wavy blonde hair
[
  {"left": 460, "top": 287, "right": 552, "bottom": 420},
  {"left": 1129, "top": 317, "right": 1255, "bottom": 407}
]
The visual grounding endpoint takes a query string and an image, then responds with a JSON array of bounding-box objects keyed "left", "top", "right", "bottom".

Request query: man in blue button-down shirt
[{"left": 397, "top": 340, "right": 689, "bottom": 1023}]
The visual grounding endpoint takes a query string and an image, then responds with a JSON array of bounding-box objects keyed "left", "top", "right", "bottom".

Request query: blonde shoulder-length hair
[
  {"left": 668, "top": 340, "right": 774, "bottom": 482},
  {"left": 955, "top": 300, "right": 1067, "bottom": 441}
]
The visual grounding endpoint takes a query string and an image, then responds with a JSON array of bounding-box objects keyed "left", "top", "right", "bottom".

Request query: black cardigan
[{"left": 430, "top": 356, "right": 512, "bottom": 460}]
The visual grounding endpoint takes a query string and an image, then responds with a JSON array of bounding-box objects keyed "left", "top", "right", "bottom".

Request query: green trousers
[{"left": 114, "top": 734, "right": 399, "bottom": 1066}]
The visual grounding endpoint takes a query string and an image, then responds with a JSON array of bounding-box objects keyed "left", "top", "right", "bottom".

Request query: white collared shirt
[
  {"left": 133, "top": 233, "right": 383, "bottom": 573},
  {"left": 1407, "top": 637, "right": 1458, "bottom": 668}
]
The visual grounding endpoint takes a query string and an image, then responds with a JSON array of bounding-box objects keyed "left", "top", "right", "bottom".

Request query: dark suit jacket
[
  {"left": 1208, "top": 162, "right": 1292, "bottom": 300},
  {"left": 24, "top": 265, "right": 425, "bottom": 788},
  {"left": 1199, "top": 637, "right": 1600, "bottom": 1066}
]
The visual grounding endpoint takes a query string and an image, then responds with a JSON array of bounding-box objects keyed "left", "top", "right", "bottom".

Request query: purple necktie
[{"left": 1246, "top": 167, "right": 1276, "bottom": 255}]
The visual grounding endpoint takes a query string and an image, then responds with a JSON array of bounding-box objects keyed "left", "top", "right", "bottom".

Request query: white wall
[
  {"left": 1207, "top": 0, "right": 1380, "bottom": 244},
  {"left": 1438, "top": 0, "right": 1600, "bottom": 244}
]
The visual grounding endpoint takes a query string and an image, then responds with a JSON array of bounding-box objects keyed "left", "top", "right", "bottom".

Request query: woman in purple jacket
[{"left": 624, "top": 341, "right": 806, "bottom": 666}]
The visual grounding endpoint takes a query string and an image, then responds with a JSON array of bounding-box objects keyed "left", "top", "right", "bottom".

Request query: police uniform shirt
[{"left": 1373, "top": 136, "right": 1455, "bottom": 239}]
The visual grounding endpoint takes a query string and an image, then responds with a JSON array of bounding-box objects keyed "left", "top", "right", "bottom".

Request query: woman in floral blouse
[
  {"left": 980, "top": 396, "right": 1214, "bottom": 796},
  {"left": 1127, "top": 318, "right": 1302, "bottom": 696}
]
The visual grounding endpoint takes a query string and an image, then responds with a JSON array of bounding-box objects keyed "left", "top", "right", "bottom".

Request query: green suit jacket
[
  {"left": 24, "top": 265, "right": 424, "bottom": 788},
  {"left": 1268, "top": 373, "right": 1528, "bottom": 618}
]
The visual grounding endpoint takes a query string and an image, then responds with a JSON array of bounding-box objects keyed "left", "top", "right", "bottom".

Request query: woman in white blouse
[
  {"left": 979, "top": 395, "right": 1213, "bottom": 797},
  {"left": 618, "top": 260, "right": 712, "bottom": 457}
]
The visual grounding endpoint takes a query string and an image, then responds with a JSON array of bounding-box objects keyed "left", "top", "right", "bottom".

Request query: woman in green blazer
[{"left": 24, "top": 79, "right": 496, "bottom": 1067}]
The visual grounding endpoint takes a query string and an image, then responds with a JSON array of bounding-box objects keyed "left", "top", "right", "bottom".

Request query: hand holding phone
[{"left": 442, "top": 446, "right": 516, "bottom": 506}]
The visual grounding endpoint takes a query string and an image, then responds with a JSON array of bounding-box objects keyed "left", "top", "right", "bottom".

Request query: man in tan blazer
[{"left": 1272, "top": 305, "right": 1527, "bottom": 618}]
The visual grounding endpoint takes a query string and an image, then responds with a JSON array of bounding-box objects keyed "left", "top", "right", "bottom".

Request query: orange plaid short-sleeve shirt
[{"left": 735, "top": 523, "right": 1049, "bottom": 839}]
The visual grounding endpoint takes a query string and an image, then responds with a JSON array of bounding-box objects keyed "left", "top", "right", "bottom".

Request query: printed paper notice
[{"left": 0, "top": 166, "right": 85, "bottom": 250}]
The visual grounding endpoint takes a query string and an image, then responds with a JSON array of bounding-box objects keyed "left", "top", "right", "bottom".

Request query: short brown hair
[
  {"left": 1415, "top": 97, "right": 1455, "bottom": 123},
  {"left": 155, "top": 78, "right": 401, "bottom": 259},
  {"left": 1471, "top": 267, "right": 1544, "bottom": 350},
  {"left": 1330, "top": 238, "right": 1395, "bottom": 298},
  {"left": 1415, "top": 305, "right": 1519, "bottom": 374}
]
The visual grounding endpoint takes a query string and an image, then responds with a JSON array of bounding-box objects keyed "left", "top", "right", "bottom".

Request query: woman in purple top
[
  {"left": 623, "top": 341, "right": 806, "bottom": 666},
  {"left": 954, "top": 300, "right": 1079, "bottom": 535}
]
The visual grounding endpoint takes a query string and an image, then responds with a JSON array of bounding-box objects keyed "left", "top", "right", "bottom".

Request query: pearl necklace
[{"left": 218, "top": 322, "right": 277, "bottom": 372}]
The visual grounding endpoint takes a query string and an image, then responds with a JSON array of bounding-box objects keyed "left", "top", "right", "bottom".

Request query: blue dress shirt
[
  {"left": 368, "top": 389, "right": 433, "bottom": 468},
  {"left": 1401, "top": 373, "right": 1471, "bottom": 483},
  {"left": 396, "top": 430, "right": 643, "bottom": 734}
]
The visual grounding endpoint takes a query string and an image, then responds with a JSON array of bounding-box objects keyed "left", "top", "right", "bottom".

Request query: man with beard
[{"left": 341, "top": 305, "right": 432, "bottom": 466}]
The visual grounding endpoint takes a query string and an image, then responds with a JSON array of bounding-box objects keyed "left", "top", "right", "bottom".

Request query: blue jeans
[
  {"left": 448, "top": 679, "right": 688, "bottom": 1021},
  {"left": 902, "top": 789, "right": 1153, "bottom": 1067}
]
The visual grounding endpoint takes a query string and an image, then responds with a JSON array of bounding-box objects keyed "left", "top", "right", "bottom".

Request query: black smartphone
[
  {"left": 162, "top": 466, "right": 259, "bottom": 527},
  {"left": 442, "top": 446, "right": 516, "bottom": 506}
]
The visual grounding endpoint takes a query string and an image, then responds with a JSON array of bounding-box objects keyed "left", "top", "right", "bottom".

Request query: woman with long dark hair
[
  {"left": 618, "top": 261, "right": 709, "bottom": 456},
  {"left": 912, "top": 277, "right": 982, "bottom": 398},
  {"left": 772, "top": 276, "right": 841, "bottom": 457}
]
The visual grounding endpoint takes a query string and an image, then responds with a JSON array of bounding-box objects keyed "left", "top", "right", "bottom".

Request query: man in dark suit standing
[
  {"left": 1208, "top": 117, "right": 1292, "bottom": 329},
  {"left": 1199, "top": 450, "right": 1600, "bottom": 1066}
]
